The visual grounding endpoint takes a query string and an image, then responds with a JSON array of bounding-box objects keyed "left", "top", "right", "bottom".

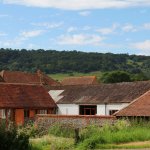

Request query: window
[
  {"left": 79, "top": 105, "right": 97, "bottom": 115},
  {"left": 39, "top": 110, "right": 47, "bottom": 114},
  {"left": 109, "top": 110, "right": 118, "bottom": 115},
  {"left": 24, "top": 110, "right": 29, "bottom": 118},
  {"left": 0, "top": 109, "right": 6, "bottom": 119}
]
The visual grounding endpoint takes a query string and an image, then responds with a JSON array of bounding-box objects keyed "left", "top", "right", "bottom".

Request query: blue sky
[{"left": 0, "top": 0, "right": 150, "bottom": 55}]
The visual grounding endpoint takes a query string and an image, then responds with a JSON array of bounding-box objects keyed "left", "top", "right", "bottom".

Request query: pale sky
[{"left": 0, "top": 0, "right": 150, "bottom": 55}]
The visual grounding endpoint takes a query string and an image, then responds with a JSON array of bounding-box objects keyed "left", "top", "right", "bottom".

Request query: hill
[{"left": 0, "top": 48, "right": 150, "bottom": 77}]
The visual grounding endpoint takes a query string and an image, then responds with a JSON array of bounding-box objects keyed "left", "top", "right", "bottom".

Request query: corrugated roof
[
  {"left": 52, "top": 81, "right": 150, "bottom": 104},
  {"left": 61, "top": 76, "right": 98, "bottom": 85},
  {"left": 115, "top": 90, "right": 150, "bottom": 117},
  {"left": 0, "top": 70, "right": 60, "bottom": 86},
  {"left": 0, "top": 83, "right": 57, "bottom": 108}
]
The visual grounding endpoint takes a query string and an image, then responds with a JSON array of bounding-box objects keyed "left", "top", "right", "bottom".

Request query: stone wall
[{"left": 35, "top": 114, "right": 116, "bottom": 131}]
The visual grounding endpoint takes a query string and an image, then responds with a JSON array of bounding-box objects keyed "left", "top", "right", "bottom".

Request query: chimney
[{"left": 37, "top": 70, "right": 44, "bottom": 85}]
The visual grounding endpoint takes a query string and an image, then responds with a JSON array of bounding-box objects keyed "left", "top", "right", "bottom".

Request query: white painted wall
[
  {"left": 57, "top": 104, "right": 79, "bottom": 115},
  {"left": 57, "top": 103, "right": 129, "bottom": 115},
  {"left": 97, "top": 103, "right": 129, "bottom": 115}
]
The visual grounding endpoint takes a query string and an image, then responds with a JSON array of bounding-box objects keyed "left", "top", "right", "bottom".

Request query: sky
[{"left": 0, "top": 0, "right": 150, "bottom": 55}]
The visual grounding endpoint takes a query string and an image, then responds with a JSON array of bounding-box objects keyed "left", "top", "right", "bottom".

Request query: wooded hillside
[{"left": 0, "top": 48, "right": 150, "bottom": 76}]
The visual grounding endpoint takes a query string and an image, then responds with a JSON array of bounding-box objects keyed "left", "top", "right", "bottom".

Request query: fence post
[{"left": 74, "top": 128, "right": 80, "bottom": 144}]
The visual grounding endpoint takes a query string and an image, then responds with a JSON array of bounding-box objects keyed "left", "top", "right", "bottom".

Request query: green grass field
[
  {"left": 49, "top": 71, "right": 102, "bottom": 81},
  {"left": 30, "top": 120, "right": 150, "bottom": 150}
]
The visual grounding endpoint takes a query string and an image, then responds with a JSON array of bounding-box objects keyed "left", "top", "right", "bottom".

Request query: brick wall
[{"left": 35, "top": 115, "right": 116, "bottom": 130}]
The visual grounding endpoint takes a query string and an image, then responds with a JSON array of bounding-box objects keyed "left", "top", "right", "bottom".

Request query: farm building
[
  {"left": 0, "top": 83, "right": 57, "bottom": 125},
  {"left": 61, "top": 76, "right": 98, "bottom": 85},
  {"left": 49, "top": 81, "right": 150, "bottom": 116},
  {"left": 115, "top": 90, "right": 150, "bottom": 118},
  {"left": 0, "top": 70, "right": 60, "bottom": 86}
]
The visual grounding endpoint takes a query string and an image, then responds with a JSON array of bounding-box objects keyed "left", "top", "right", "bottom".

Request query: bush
[
  {"left": 0, "top": 122, "right": 31, "bottom": 150},
  {"left": 18, "top": 121, "right": 38, "bottom": 138}
]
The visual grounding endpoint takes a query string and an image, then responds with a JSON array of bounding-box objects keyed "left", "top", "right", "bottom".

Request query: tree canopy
[{"left": 0, "top": 48, "right": 150, "bottom": 79}]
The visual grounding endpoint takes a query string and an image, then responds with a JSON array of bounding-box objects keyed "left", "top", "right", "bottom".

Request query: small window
[
  {"left": 0, "top": 109, "right": 6, "bottom": 119},
  {"left": 24, "top": 110, "right": 30, "bottom": 118},
  {"left": 39, "top": 110, "right": 47, "bottom": 114},
  {"left": 109, "top": 110, "right": 118, "bottom": 115}
]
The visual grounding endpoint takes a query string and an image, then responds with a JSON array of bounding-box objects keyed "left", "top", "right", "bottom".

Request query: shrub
[
  {"left": 0, "top": 122, "right": 31, "bottom": 150},
  {"left": 18, "top": 121, "right": 38, "bottom": 138}
]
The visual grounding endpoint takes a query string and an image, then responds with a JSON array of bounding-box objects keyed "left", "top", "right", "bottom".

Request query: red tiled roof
[
  {"left": 115, "top": 90, "right": 150, "bottom": 117},
  {"left": 0, "top": 70, "right": 60, "bottom": 86},
  {"left": 61, "top": 76, "right": 98, "bottom": 85},
  {"left": 0, "top": 83, "right": 57, "bottom": 108}
]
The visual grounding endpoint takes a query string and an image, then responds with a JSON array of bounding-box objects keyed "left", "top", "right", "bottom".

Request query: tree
[{"left": 101, "top": 71, "right": 131, "bottom": 83}]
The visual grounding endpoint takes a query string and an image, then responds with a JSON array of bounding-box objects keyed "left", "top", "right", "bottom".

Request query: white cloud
[
  {"left": 20, "top": 30, "right": 44, "bottom": 38},
  {"left": 82, "top": 26, "right": 91, "bottom": 31},
  {"left": 67, "top": 27, "right": 77, "bottom": 33},
  {"left": 31, "top": 22, "right": 63, "bottom": 29},
  {"left": 0, "top": 30, "right": 44, "bottom": 48},
  {"left": 0, "top": 14, "right": 9, "bottom": 18},
  {"left": 0, "top": 32, "right": 7, "bottom": 36},
  {"left": 97, "top": 28, "right": 114, "bottom": 35},
  {"left": 143, "top": 23, "right": 150, "bottom": 30},
  {"left": 79, "top": 11, "right": 91, "bottom": 16},
  {"left": 131, "top": 40, "right": 150, "bottom": 55},
  {"left": 0, "top": 38, "right": 24, "bottom": 47},
  {"left": 122, "top": 24, "right": 137, "bottom": 32},
  {"left": 3, "top": 0, "right": 150, "bottom": 10},
  {"left": 57, "top": 34, "right": 104, "bottom": 46},
  {"left": 96, "top": 24, "right": 118, "bottom": 35}
]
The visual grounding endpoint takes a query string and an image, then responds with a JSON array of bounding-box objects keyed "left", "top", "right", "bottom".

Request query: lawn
[{"left": 48, "top": 71, "right": 102, "bottom": 81}]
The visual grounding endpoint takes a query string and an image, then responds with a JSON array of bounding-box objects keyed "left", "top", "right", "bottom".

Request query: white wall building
[{"left": 49, "top": 81, "right": 150, "bottom": 116}]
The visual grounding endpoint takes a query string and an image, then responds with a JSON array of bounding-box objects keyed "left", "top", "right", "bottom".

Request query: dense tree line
[{"left": 0, "top": 48, "right": 150, "bottom": 77}]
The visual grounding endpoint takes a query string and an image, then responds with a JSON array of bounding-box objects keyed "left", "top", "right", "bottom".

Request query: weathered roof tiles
[
  {"left": 53, "top": 81, "right": 150, "bottom": 104},
  {"left": 0, "top": 83, "right": 57, "bottom": 108},
  {"left": 0, "top": 70, "right": 60, "bottom": 86}
]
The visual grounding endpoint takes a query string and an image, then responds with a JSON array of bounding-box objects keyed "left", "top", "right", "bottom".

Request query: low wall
[{"left": 35, "top": 114, "right": 116, "bottom": 130}]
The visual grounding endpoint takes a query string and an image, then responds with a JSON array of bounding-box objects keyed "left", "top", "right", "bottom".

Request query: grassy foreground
[{"left": 30, "top": 120, "right": 150, "bottom": 150}]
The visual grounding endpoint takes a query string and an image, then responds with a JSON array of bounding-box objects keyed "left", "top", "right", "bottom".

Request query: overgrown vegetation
[
  {"left": 29, "top": 120, "right": 150, "bottom": 149},
  {"left": 77, "top": 120, "right": 150, "bottom": 149},
  {"left": 48, "top": 124, "right": 75, "bottom": 138},
  {"left": 0, "top": 121, "right": 31, "bottom": 150}
]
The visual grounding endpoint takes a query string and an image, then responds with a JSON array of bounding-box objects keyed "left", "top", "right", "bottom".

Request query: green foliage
[
  {"left": 18, "top": 122, "right": 39, "bottom": 138},
  {"left": 77, "top": 120, "right": 150, "bottom": 150},
  {"left": 101, "top": 71, "right": 131, "bottom": 83},
  {"left": 1, "top": 48, "right": 150, "bottom": 77},
  {"left": 30, "top": 135, "right": 74, "bottom": 150},
  {"left": 0, "top": 122, "right": 31, "bottom": 150},
  {"left": 31, "top": 120, "right": 150, "bottom": 150},
  {"left": 48, "top": 124, "right": 75, "bottom": 138}
]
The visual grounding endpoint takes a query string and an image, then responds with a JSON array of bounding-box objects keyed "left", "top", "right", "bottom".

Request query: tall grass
[
  {"left": 30, "top": 135, "right": 74, "bottom": 150},
  {"left": 48, "top": 124, "right": 75, "bottom": 138},
  {"left": 31, "top": 120, "right": 150, "bottom": 150},
  {"left": 77, "top": 120, "right": 150, "bottom": 149}
]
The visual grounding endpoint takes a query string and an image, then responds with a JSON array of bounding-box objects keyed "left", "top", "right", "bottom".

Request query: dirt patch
[{"left": 119, "top": 141, "right": 150, "bottom": 146}]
